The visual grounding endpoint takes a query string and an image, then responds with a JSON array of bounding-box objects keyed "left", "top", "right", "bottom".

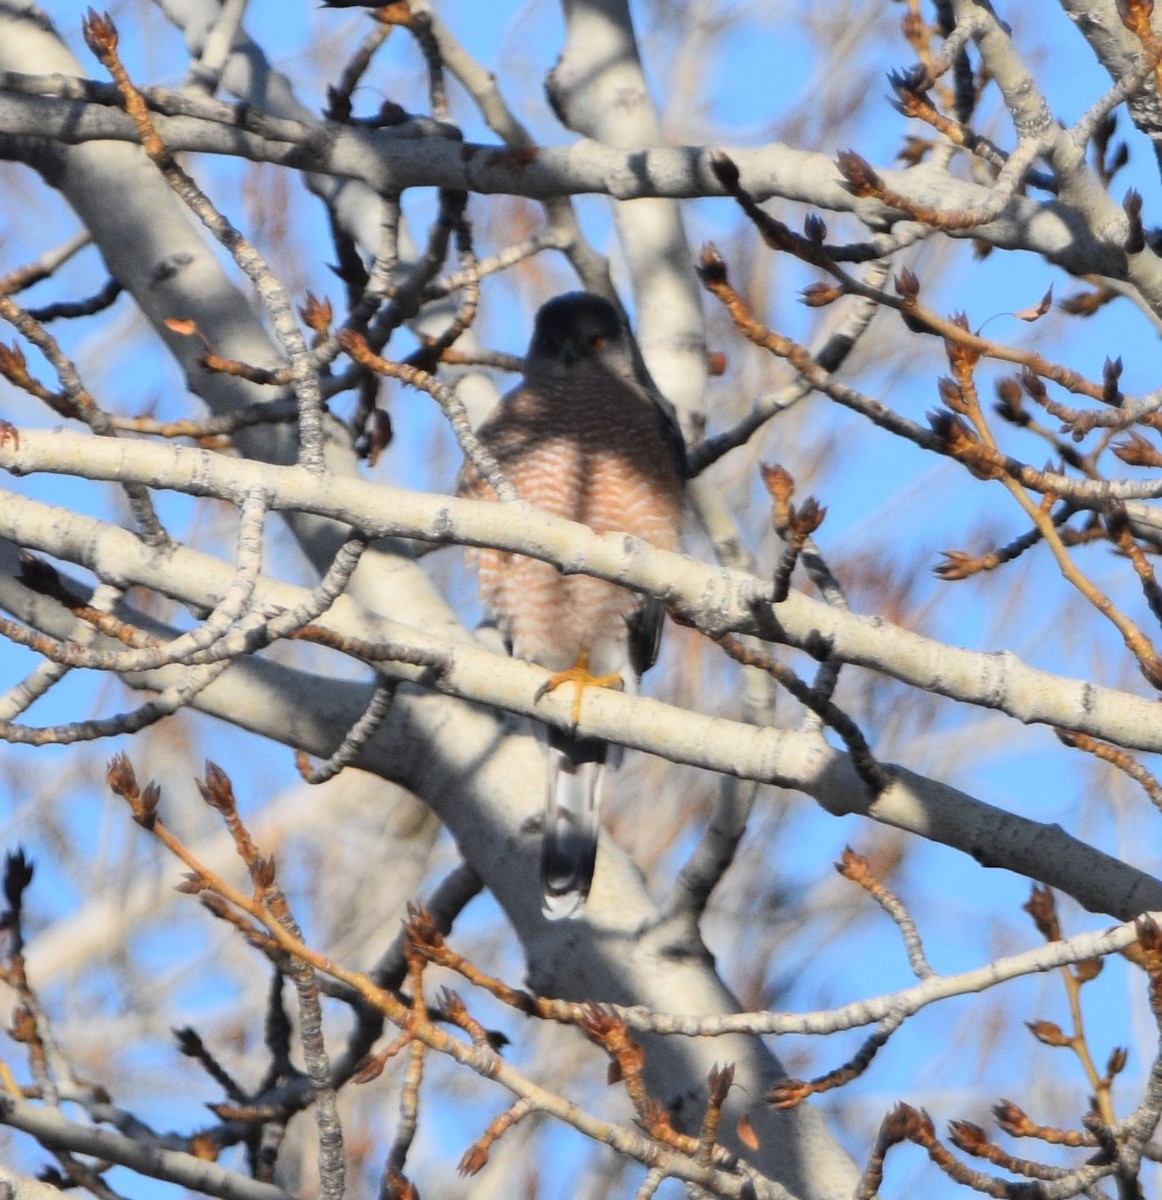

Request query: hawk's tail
[{"left": 541, "top": 730, "right": 606, "bottom": 919}]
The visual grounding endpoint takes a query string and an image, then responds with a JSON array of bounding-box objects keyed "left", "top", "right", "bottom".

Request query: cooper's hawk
[{"left": 458, "top": 292, "right": 685, "bottom": 919}]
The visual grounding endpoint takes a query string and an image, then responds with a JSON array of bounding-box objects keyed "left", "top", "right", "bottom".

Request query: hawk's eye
[{"left": 588, "top": 335, "right": 605, "bottom": 351}]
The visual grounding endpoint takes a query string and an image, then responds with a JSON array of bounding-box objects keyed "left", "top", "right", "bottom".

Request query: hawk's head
[{"left": 526, "top": 292, "right": 634, "bottom": 378}]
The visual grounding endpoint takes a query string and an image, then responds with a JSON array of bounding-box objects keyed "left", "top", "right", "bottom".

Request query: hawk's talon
[{"left": 535, "top": 653, "right": 624, "bottom": 725}]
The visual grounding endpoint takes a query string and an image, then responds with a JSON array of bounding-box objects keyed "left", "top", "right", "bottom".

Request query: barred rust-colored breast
[{"left": 460, "top": 370, "right": 683, "bottom": 677}]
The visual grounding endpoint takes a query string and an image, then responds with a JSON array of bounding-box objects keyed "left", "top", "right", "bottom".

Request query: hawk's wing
[{"left": 626, "top": 595, "right": 666, "bottom": 679}]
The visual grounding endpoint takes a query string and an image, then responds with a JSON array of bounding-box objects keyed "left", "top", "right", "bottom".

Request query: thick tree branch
[
  {"left": 3, "top": 491, "right": 1162, "bottom": 931},
  {"left": 6, "top": 428, "right": 1162, "bottom": 758},
  {"left": 0, "top": 89, "right": 1139, "bottom": 286}
]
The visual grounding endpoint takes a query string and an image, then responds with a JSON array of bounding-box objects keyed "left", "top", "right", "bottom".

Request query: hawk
[{"left": 458, "top": 292, "right": 685, "bottom": 918}]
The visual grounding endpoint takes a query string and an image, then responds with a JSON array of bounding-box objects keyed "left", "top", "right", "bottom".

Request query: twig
[
  {"left": 185, "top": 0, "right": 250, "bottom": 96},
  {"left": 0, "top": 231, "right": 91, "bottom": 296},
  {"left": 0, "top": 657, "right": 231, "bottom": 744},
  {"left": 0, "top": 582, "right": 121, "bottom": 720},
  {"left": 83, "top": 13, "right": 328, "bottom": 473},
  {"left": 769, "top": 1015, "right": 905, "bottom": 1108},
  {"left": 0, "top": 1094, "right": 299, "bottom": 1200},
  {"left": 710, "top": 630, "right": 890, "bottom": 795},
  {"left": 837, "top": 847, "right": 933, "bottom": 979},
  {"left": 687, "top": 257, "right": 888, "bottom": 476},
  {"left": 0, "top": 294, "right": 166, "bottom": 543},
  {"left": 104, "top": 759, "right": 771, "bottom": 1199},
  {"left": 296, "top": 682, "right": 397, "bottom": 784},
  {"left": 327, "top": 18, "right": 393, "bottom": 120},
  {"left": 1057, "top": 728, "right": 1162, "bottom": 814},
  {"left": 339, "top": 331, "right": 515, "bottom": 500},
  {"left": 195, "top": 765, "right": 347, "bottom": 1200},
  {"left": 26, "top": 277, "right": 121, "bottom": 322}
]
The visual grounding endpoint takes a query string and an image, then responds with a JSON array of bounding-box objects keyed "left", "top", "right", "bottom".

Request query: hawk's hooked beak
[{"left": 558, "top": 334, "right": 580, "bottom": 367}]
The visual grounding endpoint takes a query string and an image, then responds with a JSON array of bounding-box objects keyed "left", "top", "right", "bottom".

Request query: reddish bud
[
  {"left": 894, "top": 268, "right": 920, "bottom": 300},
  {"left": 1026, "top": 1019, "right": 1071, "bottom": 1047},
  {"left": 836, "top": 150, "right": 883, "bottom": 197},
  {"left": 697, "top": 244, "right": 729, "bottom": 285},
  {"left": 801, "top": 282, "right": 843, "bottom": 307},
  {"left": 1074, "top": 957, "right": 1104, "bottom": 983},
  {"left": 948, "top": 1120, "right": 990, "bottom": 1154},
  {"left": 82, "top": 9, "right": 119, "bottom": 57},
  {"left": 1023, "top": 884, "right": 1061, "bottom": 941},
  {"left": 993, "top": 1099, "right": 1034, "bottom": 1136}
]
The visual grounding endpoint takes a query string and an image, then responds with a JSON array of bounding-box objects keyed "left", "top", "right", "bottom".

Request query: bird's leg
[{"left": 535, "top": 652, "right": 624, "bottom": 725}]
